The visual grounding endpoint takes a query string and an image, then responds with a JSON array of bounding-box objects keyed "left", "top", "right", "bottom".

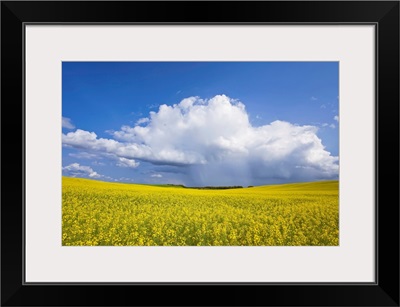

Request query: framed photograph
[{"left": 2, "top": 1, "right": 399, "bottom": 306}]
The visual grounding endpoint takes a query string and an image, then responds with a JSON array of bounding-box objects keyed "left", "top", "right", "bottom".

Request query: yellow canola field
[{"left": 62, "top": 177, "right": 339, "bottom": 246}]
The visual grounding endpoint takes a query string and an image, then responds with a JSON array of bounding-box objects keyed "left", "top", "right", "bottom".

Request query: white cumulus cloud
[
  {"left": 116, "top": 157, "right": 140, "bottom": 168},
  {"left": 62, "top": 163, "right": 102, "bottom": 178},
  {"left": 62, "top": 95, "right": 339, "bottom": 185},
  {"left": 334, "top": 115, "right": 339, "bottom": 122}
]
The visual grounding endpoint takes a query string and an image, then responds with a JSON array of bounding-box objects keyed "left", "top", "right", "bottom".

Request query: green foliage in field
[{"left": 62, "top": 177, "right": 339, "bottom": 246}]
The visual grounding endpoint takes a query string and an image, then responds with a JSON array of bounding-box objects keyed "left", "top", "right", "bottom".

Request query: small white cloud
[
  {"left": 311, "top": 96, "right": 318, "bottom": 101},
  {"left": 322, "top": 123, "right": 329, "bottom": 127},
  {"left": 92, "top": 161, "right": 106, "bottom": 166},
  {"left": 116, "top": 157, "right": 139, "bottom": 168},
  {"left": 334, "top": 115, "right": 339, "bottom": 122},
  {"left": 62, "top": 117, "right": 75, "bottom": 129},
  {"left": 62, "top": 163, "right": 102, "bottom": 178},
  {"left": 151, "top": 174, "right": 163, "bottom": 178},
  {"left": 148, "top": 103, "right": 159, "bottom": 109},
  {"left": 329, "top": 124, "right": 336, "bottom": 129},
  {"left": 119, "top": 177, "right": 135, "bottom": 182}
]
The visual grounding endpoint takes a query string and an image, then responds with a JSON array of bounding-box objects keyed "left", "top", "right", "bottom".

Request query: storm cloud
[{"left": 62, "top": 95, "right": 339, "bottom": 186}]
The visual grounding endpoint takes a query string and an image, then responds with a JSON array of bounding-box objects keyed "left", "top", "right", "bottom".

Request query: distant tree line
[
  {"left": 187, "top": 186, "right": 244, "bottom": 190},
  {"left": 165, "top": 184, "right": 186, "bottom": 188},
  {"left": 164, "top": 184, "right": 255, "bottom": 190}
]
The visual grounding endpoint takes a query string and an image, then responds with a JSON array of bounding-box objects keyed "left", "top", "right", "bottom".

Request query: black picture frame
[{"left": 1, "top": 1, "right": 399, "bottom": 306}]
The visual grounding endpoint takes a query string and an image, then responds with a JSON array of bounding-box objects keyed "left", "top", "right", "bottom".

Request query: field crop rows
[{"left": 62, "top": 177, "right": 339, "bottom": 246}]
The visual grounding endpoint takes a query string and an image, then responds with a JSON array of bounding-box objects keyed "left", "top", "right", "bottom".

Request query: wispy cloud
[
  {"left": 119, "top": 177, "right": 135, "bottom": 182},
  {"left": 69, "top": 152, "right": 100, "bottom": 160},
  {"left": 92, "top": 161, "right": 106, "bottom": 166},
  {"left": 147, "top": 103, "right": 159, "bottom": 109},
  {"left": 136, "top": 117, "right": 150, "bottom": 125},
  {"left": 62, "top": 117, "right": 75, "bottom": 129}
]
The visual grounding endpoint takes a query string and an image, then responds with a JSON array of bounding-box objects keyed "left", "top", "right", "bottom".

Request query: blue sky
[{"left": 62, "top": 62, "right": 339, "bottom": 186}]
